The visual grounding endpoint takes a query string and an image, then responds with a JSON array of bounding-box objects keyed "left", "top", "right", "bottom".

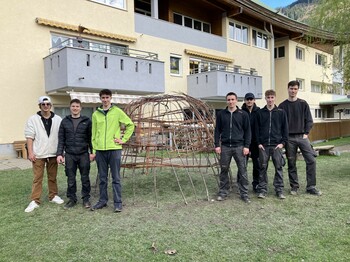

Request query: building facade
[{"left": 0, "top": 0, "right": 339, "bottom": 157}]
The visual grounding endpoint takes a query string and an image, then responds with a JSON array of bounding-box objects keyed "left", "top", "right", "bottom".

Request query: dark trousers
[
  {"left": 65, "top": 152, "right": 91, "bottom": 202},
  {"left": 248, "top": 144, "right": 260, "bottom": 190},
  {"left": 257, "top": 146, "right": 284, "bottom": 194},
  {"left": 96, "top": 150, "right": 122, "bottom": 209},
  {"left": 286, "top": 136, "right": 317, "bottom": 190},
  {"left": 218, "top": 145, "right": 249, "bottom": 199}
]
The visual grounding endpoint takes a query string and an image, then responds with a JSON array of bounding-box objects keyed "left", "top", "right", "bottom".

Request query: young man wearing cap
[
  {"left": 215, "top": 92, "right": 251, "bottom": 203},
  {"left": 279, "top": 80, "right": 321, "bottom": 196},
  {"left": 56, "top": 99, "right": 93, "bottom": 209},
  {"left": 255, "top": 89, "right": 288, "bottom": 199},
  {"left": 241, "top": 92, "right": 260, "bottom": 192},
  {"left": 24, "top": 96, "right": 64, "bottom": 212},
  {"left": 91, "top": 89, "right": 135, "bottom": 212}
]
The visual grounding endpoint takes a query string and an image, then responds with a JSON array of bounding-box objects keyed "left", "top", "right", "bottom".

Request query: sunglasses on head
[{"left": 41, "top": 103, "right": 51, "bottom": 106}]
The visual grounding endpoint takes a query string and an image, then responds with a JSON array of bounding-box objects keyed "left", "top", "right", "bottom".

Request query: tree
[{"left": 309, "top": 0, "right": 350, "bottom": 91}]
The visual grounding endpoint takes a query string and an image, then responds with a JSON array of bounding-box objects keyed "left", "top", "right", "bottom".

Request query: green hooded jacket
[{"left": 92, "top": 105, "right": 134, "bottom": 153}]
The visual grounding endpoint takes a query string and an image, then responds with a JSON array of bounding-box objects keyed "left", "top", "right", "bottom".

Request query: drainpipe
[
  {"left": 264, "top": 22, "right": 275, "bottom": 90},
  {"left": 151, "top": 0, "right": 159, "bottom": 19}
]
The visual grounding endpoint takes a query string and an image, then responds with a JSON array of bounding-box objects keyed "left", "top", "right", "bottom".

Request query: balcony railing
[
  {"left": 187, "top": 68, "right": 263, "bottom": 100},
  {"left": 49, "top": 37, "right": 159, "bottom": 60}
]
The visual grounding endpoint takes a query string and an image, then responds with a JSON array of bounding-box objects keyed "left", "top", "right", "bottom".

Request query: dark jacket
[
  {"left": 214, "top": 107, "right": 251, "bottom": 148},
  {"left": 241, "top": 103, "right": 260, "bottom": 145},
  {"left": 255, "top": 105, "right": 288, "bottom": 147},
  {"left": 56, "top": 115, "right": 92, "bottom": 156},
  {"left": 278, "top": 98, "right": 313, "bottom": 135}
]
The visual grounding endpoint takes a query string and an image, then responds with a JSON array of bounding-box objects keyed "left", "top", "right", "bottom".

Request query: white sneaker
[
  {"left": 50, "top": 195, "right": 64, "bottom": 204},
  {"left": 25, "top": 201, "right": 39, "bottom": 213}
]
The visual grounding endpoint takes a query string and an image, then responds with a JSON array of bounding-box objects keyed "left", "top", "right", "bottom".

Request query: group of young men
[
  {"left": 24, "top": 89, "right": 134, "bottom": 213},
  {"left": 23, "top": 80, "right": 320, "bottom": 212},
  {"left": 215, "top": 80, "right": 322, "bottom": 203}
]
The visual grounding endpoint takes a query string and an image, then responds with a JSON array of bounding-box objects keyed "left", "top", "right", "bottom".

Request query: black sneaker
[
  {"left": 257, "top": 192, "right": 266, "bottom": 199},
  {"left": 306, "top": 188, "right": 322, "bottom": 196},
  {"left": 83, "top": 200, "right": 91, "bottom": 209},
  {"left": 114, "top": 207, "right": 122, "bottom": 213},
  {"left": 241, "top": 197, "right": 251, "bottom": 203},
  {"left": 216, "top": 195, "right": 226, "bottom": 201},
  {"left": 91, "top": 202, "right": 107, "bottom": 211},
  {"left": 290, "top": 188, "right": 298, "bottom": 195},
  {"left": 64, "top": 200, "right": 77, "bottom": 209},
  {"left": 276, "top": 192, "right": 286, "bottom": 199}
]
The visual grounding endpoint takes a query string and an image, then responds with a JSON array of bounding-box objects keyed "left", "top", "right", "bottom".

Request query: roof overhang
[
  {"left": 185, "top": 49, "right": 233, "bottom": 63},
  {"left": 36, "top": 18, "right": 137, "bottom": 43},
  {"left": 320, "top": 96, "right": 350, "bottom": 106}
]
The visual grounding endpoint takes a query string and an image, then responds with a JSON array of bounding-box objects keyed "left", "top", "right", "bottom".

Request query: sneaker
[
  {"left": 91, "top": 202, "right": 107, "bottom": 211},
  {"left": 83, "top": 200, "right": 91, "bottom": 209},
  {"left": 25, "top": 201, "right": 39, "bottom": 213},
  {"left": 241, "top": 197, "right": 251, "bottom": 203},
  {"left": 216, "top": 195, "right": 226, "bottom": 201},
  {"left": 257, "top": 192, "right": 266, "bottom": 199},
  {"left": 114, "top": 207, "right": 122, "bottom": 213},
  {"left": 306, "top": 188, "right": 322, "bottom": 196},
  {"left": 50, "top": 195, "right": 64, "bottom": 204},
  {"left": 64, "top": 200, "right": 77, "bottom": 209},
  {"left": 290, "top": 188, "right": 298, "bottom": 195},
  {"left": 276, "top": 193, "right": 286, "bottom": 199}
]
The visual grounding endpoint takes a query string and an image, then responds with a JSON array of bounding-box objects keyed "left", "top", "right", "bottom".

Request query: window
[
  {"left": 229, "top": 22, "right": 248, "bottom": 44},
  {"left": 91, "top": 0, "right": 125, "bottom": 9},
  {"left": 345, "top": 109, "right": 350, "bottom": 115},
  {"left": 173, "top": 13, "right": 211, "bottom": 33},
  {"left": 134, "top": 0, "right": 151, "bottom": 16},
  {"left": 296, "top": 47, "right": 304, "bottom": 60},
  {"left": 315, "top": 53, "right": 326, "bottom": 66},
  {"left": 314, "top": 109, "right": 323, "bottom": 119},
  {"left": 170, "top": 55, "right": 181, "bottom": 75},
  {"left": 274, "top": 46, "right": 285, "bottom": 58},
  {"left": 296, "top": 78, "right": 304, "bottom": 91},
  {"left": 311, "top": 82, "right": 322, "bottom": 93},
  {"left": 252, "top": 30, "right": 268, "bottom": 49}
]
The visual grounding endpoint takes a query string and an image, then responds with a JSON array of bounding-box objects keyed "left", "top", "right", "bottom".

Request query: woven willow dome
[{"left": 122, "top": 93, "right": 219, "bottom": 205}]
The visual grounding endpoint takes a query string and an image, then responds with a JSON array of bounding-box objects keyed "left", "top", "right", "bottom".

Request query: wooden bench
[
  {"left": 313, "top": 145, "right": 335, "bottom": 156},
  {"left": 13, "top": 140, "right": 27, "bottom": 159}
]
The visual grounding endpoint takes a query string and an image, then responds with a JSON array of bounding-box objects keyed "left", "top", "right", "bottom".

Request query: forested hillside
[{"left": 277, "top": 0, "right": 319, "bottom": 24}]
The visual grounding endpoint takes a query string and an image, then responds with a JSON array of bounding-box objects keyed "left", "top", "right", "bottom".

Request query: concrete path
[{"left": 0, "top": 158, "right": 32, "bottom": 171}]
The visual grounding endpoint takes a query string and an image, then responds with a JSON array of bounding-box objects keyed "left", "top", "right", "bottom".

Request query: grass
[
  {"left": 0, "top": 152, "right": 350, "bottom": 261},
  {"left": 312, "top": 136, "right": 350, "bottom": 147}
]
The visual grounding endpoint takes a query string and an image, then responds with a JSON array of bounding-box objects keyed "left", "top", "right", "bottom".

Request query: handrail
[{"left": 49, "top": 37, "right": 159, "bottom": 60}]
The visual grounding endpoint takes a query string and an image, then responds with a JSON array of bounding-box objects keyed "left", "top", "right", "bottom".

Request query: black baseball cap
[{"left": 244, "top": 93, "right": 255, "bottom": 100}]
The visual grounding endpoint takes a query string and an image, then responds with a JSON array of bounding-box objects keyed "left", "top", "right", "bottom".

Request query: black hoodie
[
  {"left": 214, "top": 106, "right": 251, "bottom": 148},
  {"left": 255, "top": 105, "right": 288, "bottom": 147},
  {"left": 241, "top": 103, "right": 260, "bottom": 144}
]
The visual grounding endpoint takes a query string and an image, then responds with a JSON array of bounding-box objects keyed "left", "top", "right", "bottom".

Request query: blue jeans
[
  {"left": 96, "top": 150, "right": 122, "bottom": 209},
  {"left": 218, "top": 145, "right": 249, "bottom": 199},
  {"left": 65, "top": 152, "right": 91, "bottom": 202},
  {"left": 257, "top": 146, "right": 284, "bottom": 194},
  {"left": 286, "top": 135, "right": 317, "bottom": 190}
]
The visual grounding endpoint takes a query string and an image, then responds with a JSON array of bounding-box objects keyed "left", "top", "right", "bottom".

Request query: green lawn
[
  {"left": 0, "top": 153, "right": 349, "bottom": 261},
  {"left": 312, "top": 136, "right": 350, "bottom": 147}
]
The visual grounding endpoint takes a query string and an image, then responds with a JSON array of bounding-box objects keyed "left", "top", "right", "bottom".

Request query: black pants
[
  {"left": 286, "top": 136, "right": 317, "bottom": 190},
  {"left": 248, "top": 143, "right": 260, "bottom": 190},
  {"left": 218, "top": 145, "right": 249, "bottom": 199},
  {"left": 257, "top": 146, "right": 284, "bottom": 194},
  {"left": 65, "top": 152, "right": 91, "bottom": 202}
]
